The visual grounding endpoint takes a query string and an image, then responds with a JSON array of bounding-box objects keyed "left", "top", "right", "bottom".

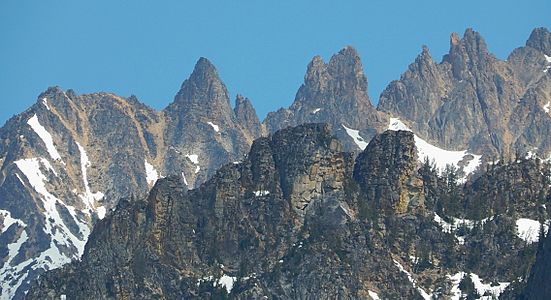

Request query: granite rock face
[
  {"left": 378, "top": 28, "right": 551, "bottom": 159},
  {"left": 354, "top": 130, "right": 424, "bottom": 214},
  {"left": 26, "top": 125, "right": 551, "bottom": 299},
  {"left": 264, "top": 46, "right": 388, "bottom": 152},
  {"left": 234, "top": 94, "right": 262, "bottom": 139}
]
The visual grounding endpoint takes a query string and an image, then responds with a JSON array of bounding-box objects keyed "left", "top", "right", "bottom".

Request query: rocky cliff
[{"left": 26, "top": 124, "right": 551, "bottom": 299}]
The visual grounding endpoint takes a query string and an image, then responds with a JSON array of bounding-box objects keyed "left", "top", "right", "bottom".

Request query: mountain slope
[
  {"left": 378, "top": 28, "right": 551, "bottom": 159},
  {"left": 264, "top": 46, "right": 388, "bottom": 152},
  {"left": 0, "top": 59, "right": 259, "bottom": 299},
  {"left": 26, "top": 124, "right": 551, "bottom": 299}
]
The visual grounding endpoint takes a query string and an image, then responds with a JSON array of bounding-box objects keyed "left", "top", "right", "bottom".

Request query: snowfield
[{"left": 388, "top": 118, "right": 481, "bottom": 180}]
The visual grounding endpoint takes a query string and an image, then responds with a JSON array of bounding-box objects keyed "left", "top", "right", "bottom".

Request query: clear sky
[{"left": 1, "top": 0, "right": 550, "bottom": 125}]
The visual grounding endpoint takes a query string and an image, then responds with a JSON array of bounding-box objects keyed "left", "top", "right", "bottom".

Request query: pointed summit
[
  {"left": 414, "top": 45, "right": 434, "bottom": 66},
  {"left": 327, "top": 46, "right": 366, "bottom": 90},
  {"left": 183, "top": 57, "right": 219, "bottom": 88},
  {"left": 526, "top": 27, "right": 551, "bottom": 54},
  {"left": 264, "top": 46, "right": 384, "bottom": 152},
  {"left": 234, "top": 94, "right": 262, "bottom": 138},
  {"left": 167, "top": 57, "right": 233, "bottom": 121},
  {"left": 444, "top": 28, "right": 492, "bottom": 79},
  {"left": 448, "top": 28, "right": 489, "bottom": 56}
]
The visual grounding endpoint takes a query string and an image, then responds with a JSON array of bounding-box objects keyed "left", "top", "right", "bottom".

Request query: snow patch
[
  {"left": 0, "top": 209, "right": 26, "bottom": 233},
  {"left": 8, "top": 157, "right": 91, "bottom": 298},
  {"left": 448, "top": 272, "right": 465, "bottom": 300},
  {"left": 393, "top": 259, "right": 432, "bottom": 300},
  {"left": 312, "top": 108, "right": 321, "bottom": 114},
  {"left": 516, "top": 218, "right": 549, "bottom": 244},
  {"left": 96, "top": 206, "right": 107, "bottom": 220},
  {"left": 434, "top": 213, "right": 491, "bottom": 245},
  {"left": 42, "top": 97, "right": 50, "bottom": 111},
  {"left": 342, "top": 124, "right": 368, "bottom": 150},
  {"left": 27, "top": 114, "right": 63, "bottom": 163},
  {"left": 448, "top": 272, "right": 509, "bottom": 300},
  {"left": 76, "top": 142, "right": 104, "bottom": 212},
  {"left": 207, "top": 121, "right": 220, "bottom": 132},
  {"left": 389, "top": 118, "right": 481, "bottom": 179},
  {"left": 145, "top": 160, "right": 159, "bottom": 186},
  {"left": 197, "top": 274, "right": 237, "bottom": 294},
  {"left": 368, "top": 290, "right": 381, "bottom": 300},
  {"left": 0, "top": 229, "right": 29, "bottom": 299},
  {"left": 545, "top": 54, "right": 551, "bottom": 63},
  {"left": 186, "top": 154, "right": 199, "bottom": 164},
  {"left": 254, "top": 190, "right": 270, "bottom": 197},
  {"left": 218, "top": 275, "right": 237, "bottom": 293},
  {"left": 470, "top": 273, "right": 510, "bottom": 299},
  {"left": 15, "top": 158, "right": 88, "bottom": 254},
  {"left": 185, "top": 154, "right": 200, "bottom": 173},
  {"left": 544, "top": 101, "right": 550, "bottom": 113}
]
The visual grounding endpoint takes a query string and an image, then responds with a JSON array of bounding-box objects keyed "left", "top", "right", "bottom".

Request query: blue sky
[{"left": 1, "top": 0, "right": 550, "bottom": 125}]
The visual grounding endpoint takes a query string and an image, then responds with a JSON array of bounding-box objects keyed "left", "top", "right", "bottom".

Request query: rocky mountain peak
[
  {"left": 454, "top": 28, "right": 488, "bottom": 52},
  {"left": 304, "top": 55, "right": 329, "bottom": 88},
  {"left": 326, "top": 46, "right": 367, "bottom": 93},
  {"left": 413, "top": 45, "right": 436, "bottom": 70},
  {"left": 264, "top": 46, "right": 385, "bottom": 152},
  {"left": 234, "top": 94, "right": 262, "bottom": 138},
  {"left": 167, "top": 57, "right": 233, "bottom": 122},
  {"left": 526, "top": 27, "right": 551, "bottom": 54},
  {"left": 187, "top": 57, "right": 219, "bottom": 85},
  {"left": 445, "top": 28, "right": 492, "bottom": 79}
]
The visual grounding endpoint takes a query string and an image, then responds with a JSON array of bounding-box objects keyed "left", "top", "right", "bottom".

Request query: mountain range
[{"left": 1, "top": 27, "right": 551, "bottom": 299}]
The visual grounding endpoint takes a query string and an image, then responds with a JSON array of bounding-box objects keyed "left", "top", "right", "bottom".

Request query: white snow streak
[
  {"left": 15, "top": 158, "right": 88, "bottom": 254},
  {"left": 42, "top": 97, "right": 50, "bottom": 111},
  {"left": 389, "top": 118, "right": 481, "bottom": 179},
  {"left": 0, "top": 208, "right": 28, "bottom": 299},
  {"left": 0, "top": 229, "right": 29, "bottom": 300},
  {"left": 312, "top": 108, "right": 321, "bottom": 114},
  {"left": 393, "top": 259, "right": 432, "bottom": 300},
  {"left": 342, "top": 124, "right": 368, "bottom": 150},
  {"left": 27, "top": 114, "right": 63, "bottom": 163},
  {"left": 181, "top": 172, "right": 189, "bottom": 186},
  {"left": 545, "top": 54, "right": 551, "bottom": 63},
  {"left": 207, "top": 121, "right": 220, "bottom": 132},
  {"left": 7, "top": 157, "right": 91, "bottom": 298},
  {"left": 544, "top": 101, "right": 550, "bottom": 113},
  {"left": 368, "top": 290, "right": 381, "bottom": 300},
  {"left": 76, "top": 142, "right": 104, "bottom": 215},
  {"left": 448, "top": 272, "right": 465, "bottom": 300},
  {"left": 516, "top": 218, "right": 549, "bottom": 244},
  {"left": 145, "top": 159, "right": 159, "bottom": 186}
]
